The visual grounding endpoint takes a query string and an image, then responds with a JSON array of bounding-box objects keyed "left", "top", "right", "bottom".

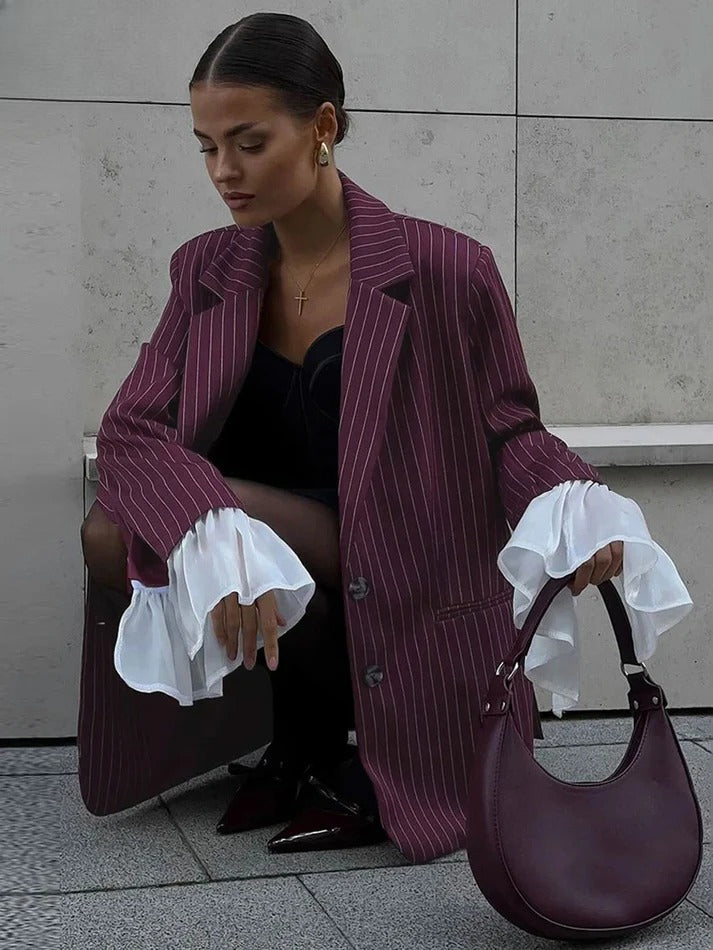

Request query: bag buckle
[
  {"left": 620, "top": 660, "right": 654, "bottom": 684},
  {"left": 495, "top": 660, "right": 520, "bottom": 686}
]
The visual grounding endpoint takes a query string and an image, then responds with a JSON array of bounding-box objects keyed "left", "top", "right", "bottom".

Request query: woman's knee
[
  {"left": 81, "top": 502, "right": 122, "bottom": 550},
  {"left": 224, "top": 477, "right": 342, "bottom": 590},
  {"left": 82, "top": 499, "right": 118, "bottom": 537},
  {"left": 80, "top": 502, "right": 127, "bottom": 590}
]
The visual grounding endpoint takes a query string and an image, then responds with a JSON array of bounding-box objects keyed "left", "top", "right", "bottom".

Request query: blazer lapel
[{"left": 189, "top": 170, "right": 415, "bottom": 552}]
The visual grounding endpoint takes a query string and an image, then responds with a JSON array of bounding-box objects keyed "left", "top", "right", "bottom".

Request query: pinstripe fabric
[
  {"left": 77, "top": 576, "right": 271, "bottom": 816},
  {"left": 90, "top": 170, "right": 605, "bottom": 862}
]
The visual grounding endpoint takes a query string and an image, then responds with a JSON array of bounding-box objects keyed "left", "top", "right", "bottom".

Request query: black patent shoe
[
  {"left": 266, "top": 750, "right": 388, "bottom": 853},
  {"left": 217, "top": 745, "right": 309, "bottom": 835}
]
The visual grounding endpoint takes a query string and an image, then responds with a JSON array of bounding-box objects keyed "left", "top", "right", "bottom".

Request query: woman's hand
[
  {"left": 210, "top": 590, "right": 286, "bottom": 671},
  {"left": 568, "top": 541, "right": 624, "bottom": 596}
]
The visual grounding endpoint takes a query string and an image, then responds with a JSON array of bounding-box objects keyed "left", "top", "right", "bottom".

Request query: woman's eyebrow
[{"left": 192, "top": 122, "right": 260, "bottom": 140}]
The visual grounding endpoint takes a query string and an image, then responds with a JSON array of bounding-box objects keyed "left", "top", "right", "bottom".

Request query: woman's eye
[{"left": 199, "top": 144, "right": 263, "bottom": 154}]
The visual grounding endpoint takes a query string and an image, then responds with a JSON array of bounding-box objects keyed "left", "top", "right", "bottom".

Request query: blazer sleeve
[
  {"left": 95, "top": 245, "right": 242, "bottom": 566},
  {"left": 467, "top": 245, "right": 606, "bottom": 529}
]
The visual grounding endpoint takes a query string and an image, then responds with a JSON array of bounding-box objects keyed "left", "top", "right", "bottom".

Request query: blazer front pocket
[{"left": 433, "top": 587, "right": 512, "bottom": 623}]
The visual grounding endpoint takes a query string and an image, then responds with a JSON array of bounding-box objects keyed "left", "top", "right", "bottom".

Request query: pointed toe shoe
[
  {"left": 266, "top": 765, "right": 388, "bottom": 853},
  {"left": 216, "top": 745, "right": 307, "bottom": 835}
]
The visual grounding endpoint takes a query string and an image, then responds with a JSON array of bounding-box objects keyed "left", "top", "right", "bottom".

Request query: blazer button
[
  {"left": 364, "top": 665, "right": 383, "bottom": 687},
  {"left": 348, "top": 576, "right": 370, "bottom": 600}
]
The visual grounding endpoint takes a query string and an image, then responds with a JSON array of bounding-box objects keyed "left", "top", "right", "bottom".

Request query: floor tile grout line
[
  {"left": 208, "top": 859, "right": 411, "bottom": 883},
  {"left": 158, "top": 796, "right": 213, "bottom": 884},
  {"left": 685, "top": 897, "right": 713, "bottom": 921},
  {"left": 1, "top": 847, "right": 708, "bottom": 900},
  {"left": 294, "top": 861, "right": 410, "bottom": 879},
  {"left": 1, "top": 716, "right": 706, "bottom": 747},
  {"left": 534, "top": 740, "right": 632, "bottom": 749},
  {"left": 0, "top": 742, "right": 76, "bottom": 749},
  {"left": 0, "top": 771, "right": 78, "bottom": 777},
  {"left": 296, "top": 876, "right": 359, "bottom": 950},
  {"left": 535, "top": 738, "right": 710, "bottom": 748},
  {"left": 204, "top": 857, "right": 412, "bottom": 882},
  {"left": 0, "top": 878, "right": 227, "bottom": 899},
  {"left": 1, "top": 736, "right": 709, "bottom": 772},
  {"left": 0, "top": 861, "right": 417, "bottom": 898}
]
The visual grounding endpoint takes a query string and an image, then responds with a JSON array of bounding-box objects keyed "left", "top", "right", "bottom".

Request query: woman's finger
[
  {"left": 611, "top": 540, "right": 624, "bottom": 577},
  {"left": 571, "top": 558, "right": 595, "bottom": 596},
  {"left": 242, "top": 603, "right": 259, "bottom": 670},
  {"left": 257, "top": 591, "right": 280, "bottom": 671},
  {"left": 589, "top": 544, "right": 614, "bottom": 586},
  {"left": 222, "top": 592, "right": 241, "bottom": 662},
  {"left": 599, "top": 541, "right": 622, "bottom": 583},
  {"left": 568, "top": 542, "right": 625, "bottom": 594},
  {"left": 210, "top": 599, "right": 227, "bottom": 651}
]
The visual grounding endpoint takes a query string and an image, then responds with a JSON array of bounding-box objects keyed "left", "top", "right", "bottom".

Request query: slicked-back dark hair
[{"left": 189, "top": 12, "right": 351, "bottom": 145}]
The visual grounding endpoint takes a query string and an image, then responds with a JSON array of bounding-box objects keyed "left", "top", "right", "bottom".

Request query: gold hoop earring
[{"left": 317, "top": 141, "right": 330, "bottom": 166}]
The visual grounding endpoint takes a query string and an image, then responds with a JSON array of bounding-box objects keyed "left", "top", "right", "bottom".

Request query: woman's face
[{"left": 189, "top": 82, "right": 329, "bottom": 226}]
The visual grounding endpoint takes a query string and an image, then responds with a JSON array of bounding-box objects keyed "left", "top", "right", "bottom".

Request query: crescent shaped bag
[{"left": 465, "top": 573, "right": 704, "bottom": 942}]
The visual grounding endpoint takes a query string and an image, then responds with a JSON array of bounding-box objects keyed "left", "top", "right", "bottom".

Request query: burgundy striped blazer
[{"left": 91, "top": 169, "right": 604, "bottom": 862}]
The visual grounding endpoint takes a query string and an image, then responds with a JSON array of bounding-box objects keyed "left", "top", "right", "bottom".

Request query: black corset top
[{"left": 206, "top": 324, "right": 344, "bottom": 492}]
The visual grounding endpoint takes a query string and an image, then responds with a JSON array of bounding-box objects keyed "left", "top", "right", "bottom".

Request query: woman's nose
[{"left": 214, "top": 149, "right": 242, "bottom": 181}]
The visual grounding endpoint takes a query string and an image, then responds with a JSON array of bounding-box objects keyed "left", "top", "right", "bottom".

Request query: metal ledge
[{"left": 83, "top": 424, "right": 713, "bottom": 482}]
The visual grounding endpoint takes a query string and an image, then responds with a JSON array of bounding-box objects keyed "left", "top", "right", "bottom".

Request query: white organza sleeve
[
  {"left": 497, "top": 480, "right": 693, "bottom": 717},
  {"left": 113, "top": 507, "right": 316, "bottom": 706}
]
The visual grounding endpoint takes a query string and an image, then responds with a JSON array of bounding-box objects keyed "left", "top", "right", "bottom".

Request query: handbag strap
[
  {"left": 501, "top": 574, "right": 638, "bottom": 673},
  {"left": 482, "top": 574, "right": 669, "bottom": 723}
]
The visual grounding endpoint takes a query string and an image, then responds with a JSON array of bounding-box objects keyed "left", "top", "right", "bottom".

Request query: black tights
[
  {"left": 222, "top": 478, "right": 355, "bottom": 766},
  {"left": 255, "top": 584, "right": 355, "bottom": 763},
  {"left": 227, "top": 479, "right": 380, "bottom": 810}
]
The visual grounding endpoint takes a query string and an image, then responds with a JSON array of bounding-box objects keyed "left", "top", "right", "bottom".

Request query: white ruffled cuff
[
  {"left": 114, "top": 507, "right": 316, "bottom": 705},
  {"left": 497, "top": 480, "right": 693, "bottom": 717}
]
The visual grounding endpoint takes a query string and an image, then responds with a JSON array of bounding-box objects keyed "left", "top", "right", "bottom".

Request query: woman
[{"left": 80, "top": 13, "right": 692, "bottom": 863}]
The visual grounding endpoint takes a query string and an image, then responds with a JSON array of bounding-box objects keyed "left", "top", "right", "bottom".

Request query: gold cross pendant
[{"left": 294, "top": 291, "right": 308, "bottom": 316}]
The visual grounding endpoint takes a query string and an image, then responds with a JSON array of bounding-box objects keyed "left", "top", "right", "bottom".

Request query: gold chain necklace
[{"left": 279, "top": 222, "right": 348, "bottom": 316}]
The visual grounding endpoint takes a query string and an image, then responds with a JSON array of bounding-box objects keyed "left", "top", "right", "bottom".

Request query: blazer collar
[{"left": 198, "top": 169, "right": 415, "bottom": 298}]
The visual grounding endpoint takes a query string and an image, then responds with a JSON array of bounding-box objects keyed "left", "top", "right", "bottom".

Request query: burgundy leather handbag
[{"left": 466, "top": 573, "right": 703, "bottom": 942}]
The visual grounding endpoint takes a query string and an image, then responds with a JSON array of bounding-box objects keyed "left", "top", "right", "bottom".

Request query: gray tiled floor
[
  {"left": 688, "top": 845, "right": 711, "bottom": 917},
  {"left": 0, "top": 774, "right": 206, "bottom": 893},
  {"left": 0, "top": 746, "right": 77, "bottom": 775},
  {"left": 303, "top": 863, "right": 712, "bottom": 950},
  {"left": 57, "top": 879, "right": 353, "bottom": 949},
  {"left": 2, "top": 713, "right": 711, "bottom": 949}
]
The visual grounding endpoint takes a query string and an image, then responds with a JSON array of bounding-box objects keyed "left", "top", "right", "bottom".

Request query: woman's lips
[{"left": 224, "top": 194, "right": 254, "bottom": 209}]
